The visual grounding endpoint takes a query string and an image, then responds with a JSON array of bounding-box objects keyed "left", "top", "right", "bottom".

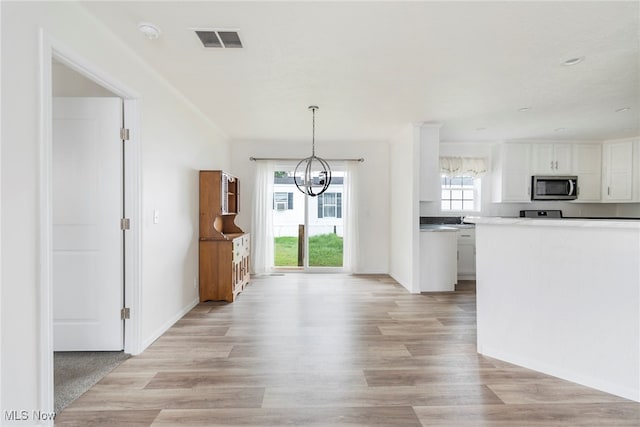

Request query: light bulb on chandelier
[{"left": 294, "top": 106, "right": 332, "bottom": 197}]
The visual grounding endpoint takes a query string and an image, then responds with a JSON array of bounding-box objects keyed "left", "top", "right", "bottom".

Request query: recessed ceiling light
[
  {"left": 138, "top": 22, "right": 161, "bottom": 40},
  {"left": 554, "top": 127, "right": 566, "bottom": 132},
  {"left": 563, "top": 56, "right": 585, "bottom": 66},
  {"left": 615, "top": 107, "right": 631, "bottom": 113},
  {"left": 518, "top": 107, "right": 531, "bottom": 112}
]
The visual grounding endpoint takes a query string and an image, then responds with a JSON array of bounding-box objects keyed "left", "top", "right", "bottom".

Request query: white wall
[
  {"left": 1, "top": 2, "right": 230, "bottom": 419},
  {"left": 53, "top": 60, "right": 115, "bottom": 97},
  {"left": 230, "top": 139, "right": 389, "bottom": 274},
  {"left": 389, "top": 125, "right": 420, "bottom": 292},
  {"left": 421, "top": 141, "right": 623, "bottom": 219}
]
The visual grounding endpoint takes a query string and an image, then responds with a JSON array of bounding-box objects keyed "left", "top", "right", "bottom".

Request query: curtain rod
[{"left": 249, "top": 157, "right": 364, "bottom": 162}]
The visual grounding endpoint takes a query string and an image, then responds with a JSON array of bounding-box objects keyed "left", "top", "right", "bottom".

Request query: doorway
[
  {"left": 40, "top": 33, "right": 142, "bottom": 416},
  {"left": 52, "top": 60, "right": 126, "bottom": 412},
  {"left": 272, "top": 164, "right": 345, "bottom": 270}
]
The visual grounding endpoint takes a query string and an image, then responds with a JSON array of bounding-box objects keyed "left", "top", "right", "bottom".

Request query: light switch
[{"left": 153, "top": 209, "right": 160, "bottom": 224}]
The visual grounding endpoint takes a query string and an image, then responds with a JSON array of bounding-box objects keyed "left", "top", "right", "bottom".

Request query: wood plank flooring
[{"left": 56, "top": 274, "right": 640, "bottom": 426}]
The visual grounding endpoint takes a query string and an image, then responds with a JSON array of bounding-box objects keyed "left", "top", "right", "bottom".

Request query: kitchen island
[{"left": 466, "top": 216, "right": 640, "bottom": 402}]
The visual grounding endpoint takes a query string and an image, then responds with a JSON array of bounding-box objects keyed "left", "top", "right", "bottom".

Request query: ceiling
[{"left": 81, "top": 1, "right": 640, "bottom": 144}]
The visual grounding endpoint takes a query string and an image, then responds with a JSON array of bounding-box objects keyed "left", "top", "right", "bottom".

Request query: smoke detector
[
  {"left": 138, "top": 22, "right": 161, "bottom": 40},
  {"left": 194, "top": 29, "right": 243, "bottom": 48}
]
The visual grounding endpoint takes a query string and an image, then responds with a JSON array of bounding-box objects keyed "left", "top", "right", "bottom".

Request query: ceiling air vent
[{"left": 195, "top": 30, "right": 243, "bottom": 48}]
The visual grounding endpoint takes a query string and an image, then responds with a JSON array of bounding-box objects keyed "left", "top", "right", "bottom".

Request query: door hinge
[
  {"left": 120, "top": 128, "right": 130, "bottom": 141},
  {"left": 121, "top": 307, "right": 130, "bottom": 320},
  {"left": 120, "top": 218, "right": 130, "bottom": 230}
]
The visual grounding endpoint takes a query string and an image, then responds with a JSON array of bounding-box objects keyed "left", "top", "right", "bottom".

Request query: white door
[{"left": 53, "top": 97, "right": 124, "bottom": 351}]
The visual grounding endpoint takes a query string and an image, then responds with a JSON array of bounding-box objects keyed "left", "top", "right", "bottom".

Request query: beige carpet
[{"left": 54, "top": 351, "right": 129, "bottom": 414}]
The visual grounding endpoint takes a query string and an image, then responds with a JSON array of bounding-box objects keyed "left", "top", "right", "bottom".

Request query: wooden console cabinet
[{"left": 199, "top": 170, "right": 250, "bottom": 302}]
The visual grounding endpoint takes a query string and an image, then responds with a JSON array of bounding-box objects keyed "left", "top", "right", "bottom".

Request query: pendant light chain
[
  {"left": 311, "top": 105, "right": 317, "bottom": 156},
  {"left": 293, "top": 105, "right": 331, "bottom": 197}
]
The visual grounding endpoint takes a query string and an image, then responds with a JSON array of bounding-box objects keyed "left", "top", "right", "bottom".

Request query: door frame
[
  {"left": 273, "top": 162, "right": 346, "bottom": 272},
  {"left": 38, "top": 29, "right": 142, "bottom": 413}
]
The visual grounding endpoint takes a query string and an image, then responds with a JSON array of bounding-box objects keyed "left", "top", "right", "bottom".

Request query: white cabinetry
[
  {"left": 457, "top": 228, "right": 476, "bottom": 279},
  {"left": 602, "top": 139, "right": 638, "bottom": 202},
  {"left": 419, "top": 124, "right": 442, "bottom": 201},
  {"left": 572, "top": 144, "right": 602, "bottom": 202},
  {"left": 491, "top": 143, "right": 531, "bottom": 202},
  {"left": 419, "top": 230, "right": 457, "bottom": 292},
  {"left": 532, "top": 143, "right": 572, "bottom": 175}
]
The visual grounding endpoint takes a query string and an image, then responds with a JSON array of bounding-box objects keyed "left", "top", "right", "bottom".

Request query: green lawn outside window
[{"left": 274, "top": 234, "right": 343, "bottom": 267}]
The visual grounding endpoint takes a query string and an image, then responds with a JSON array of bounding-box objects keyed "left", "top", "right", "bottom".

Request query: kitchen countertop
[
  {"left": 465, "top": 216, "right": 640, "bottom": 229},
  {"left": 419, "top": 224, "right": 461, "bottom": 232}
]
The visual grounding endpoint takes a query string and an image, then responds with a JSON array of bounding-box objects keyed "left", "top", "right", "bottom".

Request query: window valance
[{"left": 439, "top": 156, "right": 487, "bottom": 178}]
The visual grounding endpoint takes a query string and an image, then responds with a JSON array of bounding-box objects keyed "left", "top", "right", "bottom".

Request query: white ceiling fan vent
[{"left": 194, "top": 30, "right": 243, "bottom": 48}]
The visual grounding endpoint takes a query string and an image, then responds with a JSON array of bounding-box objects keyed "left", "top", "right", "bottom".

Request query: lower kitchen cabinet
[
  {"left": 457, "top": 228, "right": 476, "bottom": 279},
  {"left": 420, "top": 230, "right": 458, "bottom": 292},
  {"left": 199, "top": 233, "right": 250, "bottom": 302}
]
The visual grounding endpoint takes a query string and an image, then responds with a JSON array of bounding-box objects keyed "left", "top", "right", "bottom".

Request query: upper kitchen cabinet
[
  {"left": 491, "top": 143, "right": 532, "bottom": 202},
  {"left": 572, "top": 143, "right": 602, "bottom": 202},
  {"left": 419, "top": 123, "right": 443, "bottom": 201},
  {"left": 601, "top": 139, "right": 639, "bottom": 202},
  {"left": 532, "top": 143, "right": 572, "bottom": 175}
]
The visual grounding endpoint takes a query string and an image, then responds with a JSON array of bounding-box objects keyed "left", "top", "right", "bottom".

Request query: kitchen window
[{"left": 441, "top": 175, "right": 481, "bottom": 212}]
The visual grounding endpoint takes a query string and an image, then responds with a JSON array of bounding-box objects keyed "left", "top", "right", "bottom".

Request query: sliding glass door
[
  {"left": 272, "top": 163, "right": 345, "bottom": 270},
  {"left": 307, "top": 189, "right": 343, "bottom": 267}
]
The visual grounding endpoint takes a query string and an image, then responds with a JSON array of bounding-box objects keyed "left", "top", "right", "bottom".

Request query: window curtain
[
  {"left": 439, "top": 156, "right": 487, "bottom": 177},
  {"left": 343, "top": 161, "right": 359, "bottom": 273},
  {"left": 251, "top": 160, "right": 275, "bottom": 274}
]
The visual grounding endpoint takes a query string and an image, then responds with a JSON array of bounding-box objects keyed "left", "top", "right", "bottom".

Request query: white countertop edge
[
  {"left": 419, "top": 225, "right": 460, "bottom": 232},
  {"left": 465, "top": 216, "right": 640, "bottom": 229}
]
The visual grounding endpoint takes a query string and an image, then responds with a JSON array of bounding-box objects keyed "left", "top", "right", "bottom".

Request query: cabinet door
[
  {"left": 572, "top": 144, "right": 601, "bottom": 201},
  {"left": 457, "top": 244, "right": 476, "bottom": 276},
  {"left": 553, "top": 144, "right": 572, "bottom": 174},
  {"left": 243, "top": 234, "right": 251, "bottom": 286},
  {"left": 456, "top": 229, "right": 475, "bottom": 276},
  {"left": 603, "top": 141, "right": 633, "bottom": 201},
  {"left": 419, "top": 125, "right": 441, "bottom": 201},
  {"left": 199, "top": 241, "right": 233, "bottom": 302},
  {"left": 532, "top": 144, "right": 572, "bottom": 174},
  {"left": 503, "top": 144, "right": 532, "bottom": 202},
  {"left": 532, "top": 144, "right": 555, "bottom": 174}
]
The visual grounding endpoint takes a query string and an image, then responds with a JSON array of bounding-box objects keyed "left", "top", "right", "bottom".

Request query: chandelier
[{"left": 294, "top": 106, "right": 332, "bottom": 197}]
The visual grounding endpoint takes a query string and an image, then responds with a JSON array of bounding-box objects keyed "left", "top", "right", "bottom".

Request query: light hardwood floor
[{"left": 56, "top": 274, "right": 640, "bottom": 426}]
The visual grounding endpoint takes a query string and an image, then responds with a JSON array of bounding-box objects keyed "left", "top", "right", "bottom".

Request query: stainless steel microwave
[{"left": 531, "top": 176, "right": 578, "bottom": 200}]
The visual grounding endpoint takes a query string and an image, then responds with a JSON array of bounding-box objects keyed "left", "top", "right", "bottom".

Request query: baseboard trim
[
  {"left": 478, "top": 345, "right": 640, "bottom": 402},
  {"left": 140, "top": 297, "right": 199, "bottom": 352}
]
